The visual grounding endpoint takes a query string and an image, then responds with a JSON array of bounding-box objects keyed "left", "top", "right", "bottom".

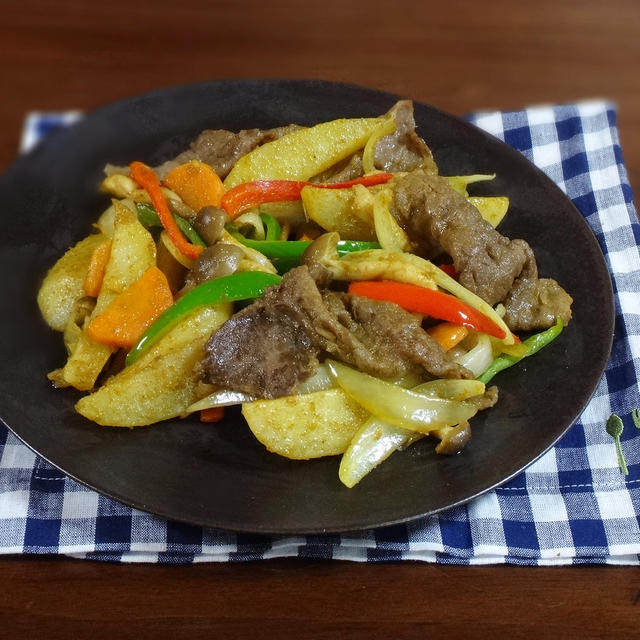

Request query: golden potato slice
[
  {"left": 59, "top": 331, "right": 114, "bottom": 391},
  {"left": 300, "top": 185, "right": 377, "bottom": 241},
  {"left": 468, "top": 196, "right": 509, "bottom": 228},
  {"left": 93, "top": 202, "right": 157, "bottom": 315},
  {"left": 94, "top": 198, "right": 135, "bottom": 237},
  {"left": 37, "top": 233, "right": 106, "bottom": 331},
  {"left": 224, "top": 117, "right": 383, "bottom": 189},
  {"left": 242, "top": 388, "right": 369, "bottom": 459},
  {"left": 99, "top": 173, "right": 138, "bottom": 199},
  {"left": 76, "top": 303, "right": 232, "bottom": 426},
  {"left": 446, "top": 174, "right": 495, "bottom": 196},
  {"left": 60, "top": 204, "right": 157, "bottom": 391}
]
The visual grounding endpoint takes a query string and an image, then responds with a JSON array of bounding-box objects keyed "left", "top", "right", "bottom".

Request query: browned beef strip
[
  {"left": 198, "top": 298, "right": 320, "bottom": 400},
  {"left": 373, "top": 100, "right": 438, "bottom": 174},
  {"left": 318, "top": 290, "right": 471, "bottom": 382},
  {"left": 106, "top": 125, "right": 301, "bottom": 180},
  {"left": 502, "top": 243, "right": 573, "bottom": 331},
  {"left": 200, "top": 266, "right": 470, "bottom": 398},
  {"left": 311, "top": 154, "right": 364, "bottom": 183},
  {"left": 313, "top": 100, "right": 438, "bottom": 184},
  {"left": 390, "top": 170, "right": 572, "bottom": 330}
]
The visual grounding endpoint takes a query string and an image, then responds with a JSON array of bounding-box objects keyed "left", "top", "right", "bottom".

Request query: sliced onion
[
  {"left": 186, "top": 389, "right": 255, "bottom": 414},
  {"left": 338, "top": 377, "right": 485, "bottom": 487},
  {"left": 160, "top": 230, "right": 195, "bottom": 269},
  {"left": 362, "top": 116, "right": 396, "bottom": 173},
  {"left": 218, "top": 230, "right": 278, "bottom": 274},
  {"left": 372, "top": 188, "right": 410, "bottom": 253},
  {"left": 339, "top": 417, "right": 421, "bottom": 488},
  {"left": 293, "top": 364, "right": 334, "bottom": 394},
  {"left": 234, "top": 211, "right": 266, "bottom": 241},
  {"left": 454, "top": 334, "right": 494, "bottom": 377},
  {"left": 186, "top": 364, "right": 335, "bottom": 414},
  {"left": 413, "top": 378, "right": 486, "bottom": 401},
  {"left": 326, "top": 360, "right": 477, "bottom": 434}
]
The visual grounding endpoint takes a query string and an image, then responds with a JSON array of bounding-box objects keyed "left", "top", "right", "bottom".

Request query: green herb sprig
[{"left": 606, "top": 414, "right": 629, "bottom": 475}]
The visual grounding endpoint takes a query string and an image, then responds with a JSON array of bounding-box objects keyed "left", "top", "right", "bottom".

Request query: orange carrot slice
[
  {"left": 86, "top": 266, "right": 174, "bottom": 349},
  {"left": 199, "top": 407, "right": 225, "bottom": 423},
  {"left": 427, "top": 322, "right": 469, "bottom": 351},
  {"left": 163, "top": 160, "right": 225, "bottom": 212},
  {"left": 83, "top": 239, "right": 112, "bottom": 297}
]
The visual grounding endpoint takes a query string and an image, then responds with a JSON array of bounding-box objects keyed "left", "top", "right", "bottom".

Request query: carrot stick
[
  {"left": 163, "top": 160, "right": 225, "bottom": 212},
  {"left": 427, "top": 322, "right": 469, "bottom": 351},
  {"left": 200, "top": 407, "right": 225, "bottom": 423},
  {"left": 130, "top": 161, "right": 203, "bottom": 260},
  {"left": 83, "top": 239, "right": 112, "bottom": 297},
  {"left": 86, "top": 266, "right": 174, "bottom": 349}
]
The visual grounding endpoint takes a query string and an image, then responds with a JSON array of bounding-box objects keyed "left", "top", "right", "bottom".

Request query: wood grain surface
[
  {"left": 1, "top": 0, "right": 639, "bottom": 636},
  {"left": 1, "top": 558, "right": 639, "bottom": 639}
]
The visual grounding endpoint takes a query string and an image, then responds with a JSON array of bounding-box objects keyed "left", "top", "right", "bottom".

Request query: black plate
[{"left": 0, "top": 80, "right": 614, "bottom": 534}]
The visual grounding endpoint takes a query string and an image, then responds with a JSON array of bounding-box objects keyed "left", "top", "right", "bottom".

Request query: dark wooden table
[{"left": 1, "top": 1, "right": 638, "bottom": 636}]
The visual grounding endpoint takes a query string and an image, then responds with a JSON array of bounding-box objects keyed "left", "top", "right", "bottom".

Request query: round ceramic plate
[{"left": 0, "top": 80, "right": 613, "bottom": 534}]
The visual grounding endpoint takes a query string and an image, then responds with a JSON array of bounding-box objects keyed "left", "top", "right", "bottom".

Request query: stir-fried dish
[{"left": 37, "top": 101, "right": 573, "bottom": 487}]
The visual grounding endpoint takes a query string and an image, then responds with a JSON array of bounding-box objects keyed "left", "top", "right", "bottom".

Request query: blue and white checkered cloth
[{"left": 2, "top": 101, "right": 639, "bottom": 564}]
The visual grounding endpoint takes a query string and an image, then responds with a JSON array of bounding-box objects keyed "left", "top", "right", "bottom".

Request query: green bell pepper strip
[
  {"left": 336, "top": 240, "right": 381, "bottom": 255},
  {"left": 230, "top": 235, "right": 380, "bottom": 261},
  {"left": 135, "top": 202, "right": 206, "bottom": 248},
  {"left": 477, "top": 318, "right": 564, "bottom": 384},
  {"left": 259, "top": 213, "right": 281, "bottom": 241},
  {"left": 229, "top": 235, "right": 381, "bottom": 274},
  {"left": 125, "top": 271, "right": 282, "bottom": 366}
]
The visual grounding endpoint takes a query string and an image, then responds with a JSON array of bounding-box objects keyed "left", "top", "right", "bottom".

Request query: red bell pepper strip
[
  {"left": 221, "top": 173, "right": 394, "bottom": 219},
  {"left": 438, "top": 264, "right": 459, "bottom": 279},
  {"left": 129, "top": 161, "right": 204, "bottom": 261},
  {"left": 348, "top": 280, "right": 507, "bottom": 339}
]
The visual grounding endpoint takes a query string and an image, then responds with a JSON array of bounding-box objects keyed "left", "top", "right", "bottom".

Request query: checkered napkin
[{"left": 2, "top": 101, "right": 639, "bottom": 565}]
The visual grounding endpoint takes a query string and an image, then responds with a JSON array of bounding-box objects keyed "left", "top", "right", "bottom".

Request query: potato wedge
[
  {"left": 58, "top": 331, "right": 114, "bottom": 391},
  {"left": 242, "top": 388, "right": 369, "bottom": 459},
  {"left": 94, "top": 202, "right": 157, "bottom": 315},
  {"left": 446, "top": 174, "right": 496, "bottom": 196},
  {"left": 37, "top": 233, "right": 106, "bottom": 331},
  {"left": 300, "top": 185, "right": 378, "bottom": 241},
  {"left": 100, "top": 173, "right": 138, "bottom": 199},
  {"left": 76, "top": 303, "right": 232, "bottom": 426},
  {"left": 94, "top": 198, "right": 136, "bottom": 237},
  {"left": 60, "top": 204, "right": 157, "bottom": 390},
  {"left": 468, "top": 196, "right": 509, "bottom": 228},
  {"left": 224, "top": 117, "right": 383, "bottom": 189}
]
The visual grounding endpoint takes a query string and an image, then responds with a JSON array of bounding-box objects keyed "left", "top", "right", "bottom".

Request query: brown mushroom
[
  {"left": 434, "top": 421, "right": 471, "bottom": 455},
  {"left": 301, "top": 232, "right": 340, "bottom": 287},
  {"left": 194, "top": 206, "right": 229, "bottom": 246},
  {"left": 181, "top": 244, "right": 244, "bottom": 293}
]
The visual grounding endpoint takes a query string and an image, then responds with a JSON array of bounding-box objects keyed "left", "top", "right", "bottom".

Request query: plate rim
[{"left": 0, "top": 79, "right": 615, "bottom": 534}]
